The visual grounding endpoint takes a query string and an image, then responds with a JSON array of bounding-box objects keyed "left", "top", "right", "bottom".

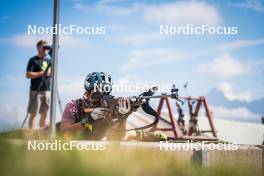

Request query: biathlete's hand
[
  {"left": 91, "top": 108, "right": 110, "bottom": 120},
  {"left": 118, "top": 97, "right": 131, "bottom": 115}
]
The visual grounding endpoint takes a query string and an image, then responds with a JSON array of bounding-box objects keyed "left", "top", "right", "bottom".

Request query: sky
[{"left": 0, "top": 0, "right": 264, "bottom": 130}]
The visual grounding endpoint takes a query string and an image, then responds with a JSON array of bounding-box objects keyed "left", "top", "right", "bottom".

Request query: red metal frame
[{"left": 151, "top": 96, "right": 218, "bottom": 140}]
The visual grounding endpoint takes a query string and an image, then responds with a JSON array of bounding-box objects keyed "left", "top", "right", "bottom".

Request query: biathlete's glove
[
  {"left": 91, "top": 108, "right": 110, "bottom": 120},
  {"left": 117, "top": 97, "right": 131, "bottom": 115},
  {"left": 81, "top": 108, "right": 109, "bottom": 131}
]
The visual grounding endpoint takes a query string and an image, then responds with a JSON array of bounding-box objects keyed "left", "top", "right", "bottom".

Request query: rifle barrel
[{"left": 141, "top": 94, "right": 171, "bottom": 99}]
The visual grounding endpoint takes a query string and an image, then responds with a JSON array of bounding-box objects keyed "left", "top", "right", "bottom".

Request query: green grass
[{"left": 0, "top": 139, "right": 260, "bottom": 176}]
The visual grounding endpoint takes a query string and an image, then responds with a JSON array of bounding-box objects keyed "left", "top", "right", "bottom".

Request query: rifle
[{"left": 90, "top": 85, "right": 183, "bottom": 131}]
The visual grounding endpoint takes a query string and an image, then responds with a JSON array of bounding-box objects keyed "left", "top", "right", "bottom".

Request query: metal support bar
[
  {"left": 49, "top": 0, "right": 60, "bottom": 139},
  {"left": 165, "top": 97, "right": 180, "bottom": 138},
  {"left": 193, "top": 99, "right": 201, "bottom": 117},
  {"left": 154, "top": 97, "right": 181, "bottom": 138},
  {"left": 203, "top": 97, "right": 217, "bottom": 138},
  {"left": 153, "top": 97, "right": 164, "bottom": 129}
]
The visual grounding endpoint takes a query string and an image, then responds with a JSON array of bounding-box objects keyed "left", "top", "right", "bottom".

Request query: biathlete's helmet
[{"left": 84, "top": 72, "right": 112, "bottom": 93}]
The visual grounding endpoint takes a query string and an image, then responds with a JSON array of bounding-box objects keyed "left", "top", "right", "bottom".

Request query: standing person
[{"left": 26, "top": 40, "right": 51, "bottom": 129}]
